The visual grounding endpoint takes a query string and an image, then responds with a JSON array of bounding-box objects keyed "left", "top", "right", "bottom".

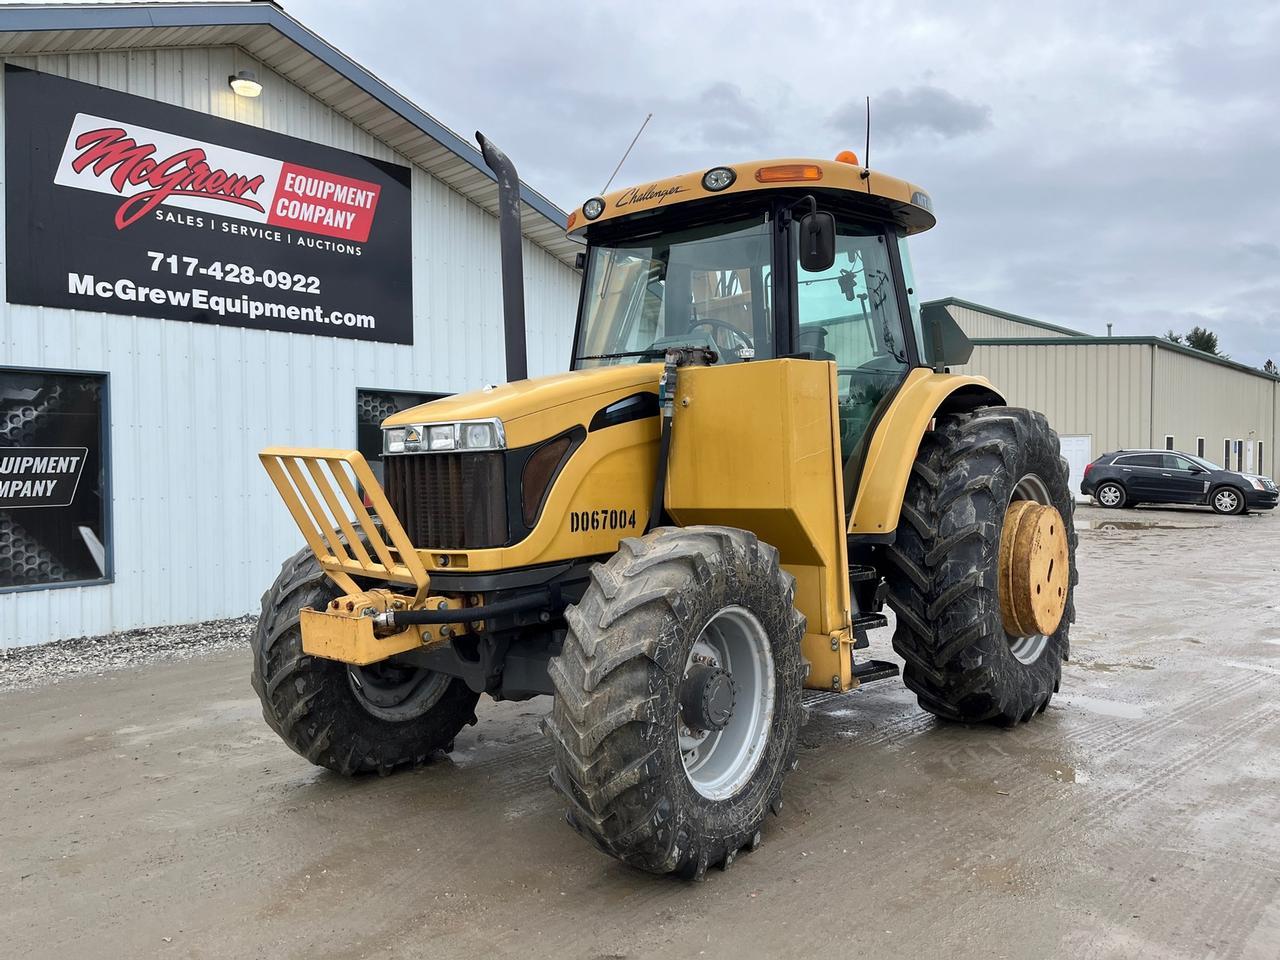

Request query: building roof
[
  {"left": 0, "top": 1, "right": 578, "bottom": 264},
  {"left": 924, "top": 297, "right": 1087, "bottom": 338},
  {"left": 969, "top": 335, "right": 1280, "bottom": 383}
]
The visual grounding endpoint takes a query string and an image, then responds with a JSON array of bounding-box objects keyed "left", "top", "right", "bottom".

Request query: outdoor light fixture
[
  {"left": 702, "top": 166, "right": 736, "bottom": 191},
  {"left": 228, "top": 70, "right": 262, "bottom": 98}
]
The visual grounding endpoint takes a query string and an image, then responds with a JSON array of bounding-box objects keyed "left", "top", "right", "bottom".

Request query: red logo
[{"left": 70, "top": 127, "right": 267, "bottom": 229}]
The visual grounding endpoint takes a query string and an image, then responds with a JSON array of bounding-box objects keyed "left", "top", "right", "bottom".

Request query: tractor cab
[{"left": 567, "top": 154, "right": 953, "bottom": 491}]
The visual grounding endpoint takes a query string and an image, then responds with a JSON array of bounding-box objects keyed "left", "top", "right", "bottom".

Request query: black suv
[{"left": 1082, "top": 449, "right": 1278, "bottom": 515}]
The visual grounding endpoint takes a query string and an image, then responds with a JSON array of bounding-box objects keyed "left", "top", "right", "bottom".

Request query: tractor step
[
  {"left": 849, "top": 564, "right": 880, "bottom": 583},
  {"left": 851, "top": 658, "right": 900, "bottom": 685},
  {"left": 852, "top": 611, "right": 888, "bottom": 631}
]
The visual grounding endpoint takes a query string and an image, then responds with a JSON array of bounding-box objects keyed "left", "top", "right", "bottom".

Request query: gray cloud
[
  {"left": 832, "top": 86, "right": 992, "bottom": 145},
  {"left": 289, "top": 0, "right": 1280, "bottom": 367}
]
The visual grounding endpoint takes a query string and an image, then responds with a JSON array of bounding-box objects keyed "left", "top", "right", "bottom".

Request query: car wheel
[
  {"left": 1095, "top": 481, "right": 1126, "bottom": 509},
  {"left": 1210, "top": 486, "right": 1245, "bottom": 515}
]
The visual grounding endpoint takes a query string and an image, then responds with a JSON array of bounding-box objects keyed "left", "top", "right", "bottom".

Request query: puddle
[
  {"left": 1077, "top": 519, "right": 1186, "bottom": 531},
  {"left": 1053, "top": 693, "right": 1147, "bottom": 719}
]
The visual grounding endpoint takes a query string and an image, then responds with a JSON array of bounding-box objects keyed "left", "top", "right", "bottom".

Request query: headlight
[
  {"left": 427, "top": 424, "right": 456, "bottom": 450},
  {"left": 582, "top": 197, "right": 605, "bottom": 220},
  {"left": 1247, "top": 476, "right": 1265, "bottom": 490},
  {"left": 382, "top": 418, "right": 506, "bottom": 454},
  {"left": 383, "top": 427, "right": 406, "bottom": 454}
]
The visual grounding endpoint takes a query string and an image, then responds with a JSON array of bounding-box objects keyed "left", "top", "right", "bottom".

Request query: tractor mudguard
[{"left": 847, "top": 368, "right": 1005, "bottom": 536}]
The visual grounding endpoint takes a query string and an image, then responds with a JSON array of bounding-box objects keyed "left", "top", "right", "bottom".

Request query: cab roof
[{"left": 566, "top": 155, "right": 936, "bottom": 239}]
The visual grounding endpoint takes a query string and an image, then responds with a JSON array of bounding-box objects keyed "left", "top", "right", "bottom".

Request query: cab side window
[{"left": 796, "top": 224, "right": 910, "bottom": 474}]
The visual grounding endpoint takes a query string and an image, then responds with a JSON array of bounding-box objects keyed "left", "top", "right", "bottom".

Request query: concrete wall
[{"left": 0, "top": 48, "right": 581, "bottom": 645}]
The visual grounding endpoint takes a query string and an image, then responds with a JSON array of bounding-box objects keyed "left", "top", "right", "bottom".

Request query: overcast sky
[{"left": 290, "top": 0, "right": 1280, "bottom": 367}]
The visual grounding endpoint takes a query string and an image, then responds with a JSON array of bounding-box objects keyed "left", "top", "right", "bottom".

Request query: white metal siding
[
  {"left": 0, "top": 49, "right": 580, "bottom": 646},
  {"left": 946, "top": 304, "right": 1063, "bottom": 339},
  {"left": 956, "top": 341, "right": 1280, "bottom": 481},
  {"left": 1150, "top": 346, "right": 1278, "bottom": 476},
  {"left": 955, "top": 341, "right": 1153, "bottom": 458}
]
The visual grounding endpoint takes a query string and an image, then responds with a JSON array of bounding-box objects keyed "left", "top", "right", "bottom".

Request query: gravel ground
[{"left": 0, "top": 615, "right": 254, "bottom": 692}]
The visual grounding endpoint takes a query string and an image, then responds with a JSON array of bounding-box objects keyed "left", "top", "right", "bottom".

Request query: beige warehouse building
[{"left": 930, "top": 298, "right": 1280, "bottom": 498}]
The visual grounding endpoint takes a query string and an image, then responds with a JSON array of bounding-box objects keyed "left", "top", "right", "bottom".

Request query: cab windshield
[{"left": 573, "top": 216, "right": 775, "bottom": 367}]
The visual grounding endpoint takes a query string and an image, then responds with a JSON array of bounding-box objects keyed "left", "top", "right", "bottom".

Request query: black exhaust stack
[{"left": 476, "top": 132, "right": 528, "bottom": 383}]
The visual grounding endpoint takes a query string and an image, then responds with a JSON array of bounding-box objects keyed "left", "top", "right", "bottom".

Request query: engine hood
[{"left": 382, "top": 364, "right": 663, "bottom": 447}]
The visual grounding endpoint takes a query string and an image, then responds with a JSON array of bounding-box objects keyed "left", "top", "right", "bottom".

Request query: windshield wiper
[
  {"left": 575, "top": 343, "right": 706, "bottom": 362},
  {"left": 574, "top": 348, "right": 672, "bottom": 362}
]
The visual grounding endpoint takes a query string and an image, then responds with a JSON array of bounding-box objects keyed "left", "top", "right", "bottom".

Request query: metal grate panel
[{"left": 385, "top": 452, "right": 507, "bottom": 550}]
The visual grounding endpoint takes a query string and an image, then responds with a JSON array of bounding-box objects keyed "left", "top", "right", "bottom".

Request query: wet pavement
[{"left": 2, "top": 504, "right": 1278, "bottom": 959}]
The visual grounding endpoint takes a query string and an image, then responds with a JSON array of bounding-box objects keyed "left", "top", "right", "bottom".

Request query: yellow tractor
[{"left": 254, "top": 136, "right": 1076, "bottom": 878}]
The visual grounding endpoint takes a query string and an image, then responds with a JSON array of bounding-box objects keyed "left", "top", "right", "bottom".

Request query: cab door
[{"left": 793, "top": 220, "right": 911, "bottom": 510}]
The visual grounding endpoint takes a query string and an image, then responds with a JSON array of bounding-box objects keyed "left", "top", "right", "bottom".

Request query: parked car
[{"left": 1081, "top": 449, "right": 1278, "bottom": 515}]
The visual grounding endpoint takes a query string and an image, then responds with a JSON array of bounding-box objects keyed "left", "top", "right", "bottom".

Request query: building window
[
  {"left": 1164, "top": 435, "right": 1175, "bottom": 451},
  {"left": 1224, "top": 439, "right": 1231, "bottom": 469},
  {"left": 1259, "top": 442, "right": 1265, "bottom": 477},
  {"left": 1196, "top": 437, "right": 1205, "bottom": 458},
  {"left": 1236, "top": 439, "right": 1244, "bottom": 472},
  {"left": 1, "top": 367, "right": 111, "bottom": 592},
  {"left": 357, "top": 389, "right": 447, "bottom": 485}
]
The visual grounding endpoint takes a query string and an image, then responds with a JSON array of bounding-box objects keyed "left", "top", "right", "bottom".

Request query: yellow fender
[{"left": 848, "top": 368, "right": 1005, "bottom": 535}]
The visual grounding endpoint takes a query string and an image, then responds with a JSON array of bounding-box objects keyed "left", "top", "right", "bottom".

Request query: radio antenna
[
  {"left": 862, "top": 96, "right": 872, "bottom": 187},
  {"left": 601, "top": 112, "right": 653, "bottom": 194}
]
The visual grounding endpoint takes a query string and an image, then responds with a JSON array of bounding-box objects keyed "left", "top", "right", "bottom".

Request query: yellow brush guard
[{"left": 259, "top": 447, "right": 445, "bottom": 664}]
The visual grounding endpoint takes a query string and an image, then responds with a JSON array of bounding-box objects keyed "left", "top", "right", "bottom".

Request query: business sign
[
  {"left": 4, "top": 66, "right": 414, "bottom": 344},
  {"left": 1, "top": 370, "right": 109, "bottom": 590},
  {"left": 0, "top": 447, "right": 88, "bottom": 509}
]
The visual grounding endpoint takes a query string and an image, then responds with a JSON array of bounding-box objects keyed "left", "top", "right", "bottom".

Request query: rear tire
[
  {"left": 884, "top": 407, "right": 1077, "bottom": 725},
  {"left": 1210, "top": 485, "right": 1245, "bottom": 515},
  {"left": 1095, "top": 481, "right": 1126, "bottom": 508},
  {"left": 544, "top": 526, "right": 806, "bottom": 878},
  {"left": 251, "top": 547, "right": 480, "bottom": 775}
]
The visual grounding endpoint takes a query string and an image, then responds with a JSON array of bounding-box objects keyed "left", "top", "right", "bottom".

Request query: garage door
[{"left": 1058, "top": 435, "right": 1093, "bottom": 502}]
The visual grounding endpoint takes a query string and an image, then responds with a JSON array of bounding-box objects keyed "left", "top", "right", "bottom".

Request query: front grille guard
[{"left": 259, "top": 447, "right": 430, "bottom": 606}]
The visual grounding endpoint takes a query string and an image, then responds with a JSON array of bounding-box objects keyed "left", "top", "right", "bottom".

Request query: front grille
[{"left": 384, "top": 452, "right": 507, "bottom": 549}]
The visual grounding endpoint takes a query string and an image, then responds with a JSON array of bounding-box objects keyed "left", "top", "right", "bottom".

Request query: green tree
[
  {"left": 1184, "top": 325, "right": 1225, "bottom": 357},
  {"left": 1264, "top": 359, "right": 1278, "bottom": 375},
  {"left": 1164, "top": 329, "right": 1183, "bottom": 344}
]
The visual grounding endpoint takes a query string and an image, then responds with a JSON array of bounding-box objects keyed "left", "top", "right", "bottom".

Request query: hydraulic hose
[{"left": 377, "top": 590, "right": 551, "bottom": 631}]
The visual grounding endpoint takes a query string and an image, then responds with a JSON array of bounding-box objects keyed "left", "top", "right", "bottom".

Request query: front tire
[
  {"left": 544, "top": 526, "right": 806, "bottom": 878},
  {"left": 884, "top": 407, "right": 1077, "bottom": 725},
  {"left": 1210, "top": 485, "right": 1245, "bottom": 515},
  {"left": 251, "top": 548, "right": 480, "bottom": 775}
]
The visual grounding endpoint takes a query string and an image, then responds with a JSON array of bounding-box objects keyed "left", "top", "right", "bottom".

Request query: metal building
[
  {"left": 932, "top": 298, "right": 1280, "bottom": 499},
  {"left": 0, "top": 3, "right": 582, "bottom": 646}
]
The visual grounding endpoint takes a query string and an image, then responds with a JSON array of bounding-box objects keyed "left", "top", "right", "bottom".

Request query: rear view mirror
[
  {"left": 919, "top": 301, "right": 974, "bottom": 369},
  {"left": 798, "top": 211, "right": 836, "bottom": 273}
]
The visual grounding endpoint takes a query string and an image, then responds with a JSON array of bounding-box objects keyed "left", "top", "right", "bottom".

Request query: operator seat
[{"left": 798, "top": 326, "right": 836, "bottom": 362}]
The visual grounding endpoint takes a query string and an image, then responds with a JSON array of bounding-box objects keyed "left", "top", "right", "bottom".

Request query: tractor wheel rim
[
  {"left": 999, "top": 474, "right": 1067, "bottom": 664},
  {"left": 347, "top": 662, "right": 452, "bottom": 721},
  {"left": 678, "top": 605, "right": 775, "bottom": 801},
  {"left": 1099, "top": 485, "right": 1120, "bottom": 505},
  {"left": 1216, "top": 490, "right": 1238, "bottom": 512}
]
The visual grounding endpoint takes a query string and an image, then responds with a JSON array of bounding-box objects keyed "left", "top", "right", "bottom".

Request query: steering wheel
[{"left": 690, "top": 318, "right": 754, "bottom": 355}]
